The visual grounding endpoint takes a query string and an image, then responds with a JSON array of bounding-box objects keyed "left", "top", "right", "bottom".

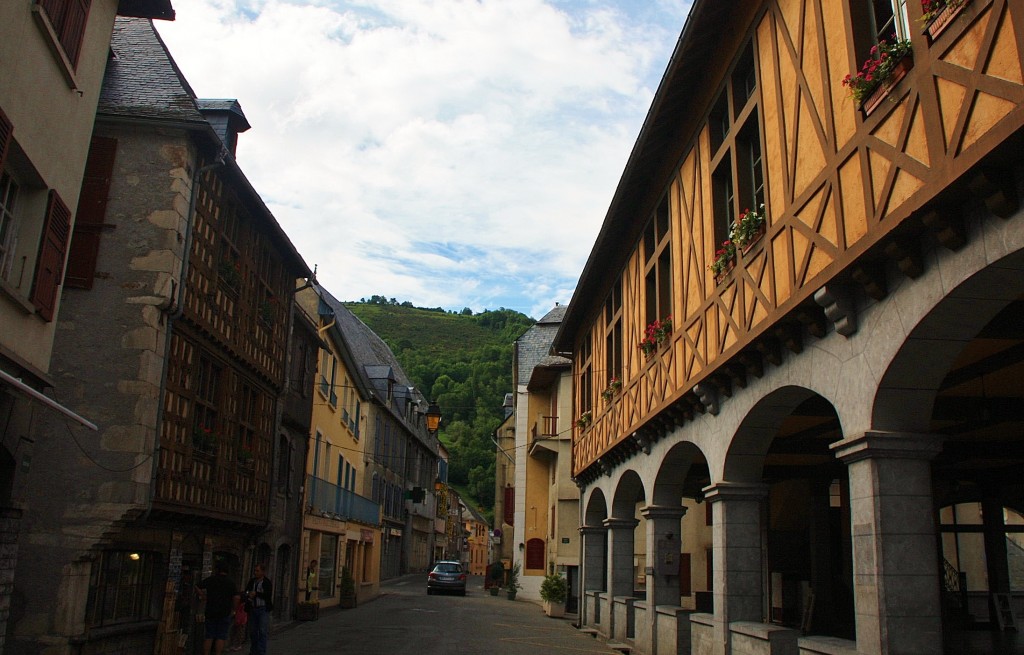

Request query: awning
[{"left": 0, "top": 369, "right": 97, "bottom": 430}]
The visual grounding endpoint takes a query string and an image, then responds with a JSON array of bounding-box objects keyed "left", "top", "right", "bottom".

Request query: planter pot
[
  {"left": 339, "top": 594, "right": 356, "bottom": 609},
  {"left": 506, "top": 590, "right": 517, "bottom": 601},
  {"left": 296, "top": 602, "right": 319, "bottom": 621},
  {"left": 740, "top": 224, "right": 766, "bottom": 255},
  {"left": 861, "top": 55, "right": 914, "bottom": 117},
  {"left": 543, "top": 600, "right": 566, "bottom": 618},
  {"left": 489, "top": 587, "right": 499, "bottom": 596},
  {"left": 925, "top": 0, "right": 971, "bottom": 42},
  {"left": 713, "top": 257, "right": 736, "bottom": 285}
]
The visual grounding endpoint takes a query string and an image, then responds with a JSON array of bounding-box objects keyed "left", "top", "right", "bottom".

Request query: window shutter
[
  {"left": 66, "top": 136, "right": 116, "bottom": 289},
  {"left": 0, "top": 106, "right": 12, "bottom": 172},
  {"left": 38, "top": 0, "right": 91, "bottom": 68},
  {"left": 525, "top": 538, "right": 545, "bottom": 570},
  {"left": 503, "top": 486, "right": 514, "bottom": 526},
  {"left": 30, "top": 190, "right": 72, "bottom": 321}
]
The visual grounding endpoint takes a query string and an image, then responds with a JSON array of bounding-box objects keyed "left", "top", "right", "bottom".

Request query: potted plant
[
  {"left": 540, "top": 573, "right": 568, "bottom": 618},
  {"left": 505, "top": 561, "right": 521, "bottom": 601},
  {"left": 921, "top": 0, "right": 970, "bottom": 40},
  {"left": 218, "top": 258, "right": 243, "bottom": 291},
  {"left": 842, "top": 39, "right": 913, "bottom": 116},
  {"left": 601, "top": 377, "right": 622, "bottom": 403},
  {"left": 575, "top": 411, "right": 592, "bottom": 430},
  {"left": 191, "top": 425, "right": 218, "bottom": 456},
  {"left": 709, "top": 240, "right": 737, "bottom": 284},
  {"left": 487, "top": 561, "right": 504, "bottom": 596},
  {"left": 338, "top": 566, "right": 356, "bottom": 609},
  {"left": 730, "top": 204, "right": 766, "bottom": 253},
  {"left": 639, "top": 315, "right": 673, "bottom": 357}
]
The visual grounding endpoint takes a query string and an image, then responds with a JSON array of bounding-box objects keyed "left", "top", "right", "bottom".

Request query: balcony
[
  {"left": 305, "top": 475, "right": 380, "bottom": 526},
  {"left": 530, "top": 416, "right": 560, "bottom": 457}
]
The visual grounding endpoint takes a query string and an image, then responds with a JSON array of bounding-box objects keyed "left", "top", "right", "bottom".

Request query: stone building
[
  {"left": 8, "top": 17, "right": 310, "bottom": 653},
  {"left": 0, "top": 2, "right": 174, "bottom": 653},
  {"left": 556, "top": 1, "right": 1024, "bottom": 654}
]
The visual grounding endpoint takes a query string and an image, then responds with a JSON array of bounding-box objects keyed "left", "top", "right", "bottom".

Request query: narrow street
[{"left": 269, "top": 574, "right": 617, "bottom": 655}]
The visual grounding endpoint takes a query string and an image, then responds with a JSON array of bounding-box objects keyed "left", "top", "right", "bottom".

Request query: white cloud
[{"left": 157, "top": 0, "right": 692, "bottom": 317}]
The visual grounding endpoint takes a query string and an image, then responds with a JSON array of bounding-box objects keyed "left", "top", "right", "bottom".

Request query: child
[{"left": 228, "top": 593, "right": 248, "bottom": 652}]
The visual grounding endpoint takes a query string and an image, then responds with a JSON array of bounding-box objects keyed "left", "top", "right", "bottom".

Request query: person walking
[
  {"left": 196, "top": 563, "right": 237, "bottom": 655},
  {"left": 244, "top": 563, "right": 273, "bottom": 655}
]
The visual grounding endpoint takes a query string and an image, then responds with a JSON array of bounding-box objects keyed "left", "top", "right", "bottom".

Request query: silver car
[{"left": 426, "top": 561, "right": 467, "bottom": 596}]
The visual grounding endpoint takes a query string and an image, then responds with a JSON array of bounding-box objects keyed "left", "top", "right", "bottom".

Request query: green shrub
[{"left": 539, "top": 573, "right": 567, "bottom": 604}]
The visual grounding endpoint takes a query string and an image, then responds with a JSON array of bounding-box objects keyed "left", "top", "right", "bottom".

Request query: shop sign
[{"left": 361, "top": 529, "right": 374, "bottom": 543}]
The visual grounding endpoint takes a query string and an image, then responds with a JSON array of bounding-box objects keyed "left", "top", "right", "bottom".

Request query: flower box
[
  {"left": 861, "top": 55, "right": 913, "bottom": 116},
  {"left": 924, "top": 0, "right": 971, "bottom": 41},
  {"left": 740, "top": 223, "right": 766, "bottom": 255},
  {"left": 714, "top": 256, "right": 736, "bottom": 285},
  {"left": 639, "top": 316, "right": 673, "bottom": 358}
]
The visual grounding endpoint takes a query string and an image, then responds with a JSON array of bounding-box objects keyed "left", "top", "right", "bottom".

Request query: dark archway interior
[
  {"left": 762, "top": 395, "right": 852, "bottom": 639},
  {"left": 930, "top": 297, "right": 1024, "bottom": 646}
]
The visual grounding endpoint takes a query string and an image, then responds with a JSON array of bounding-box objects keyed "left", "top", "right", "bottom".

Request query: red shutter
[
  {"left": 66, "top": 136, "right": 116, "bottom": 289},
  {"left": 525, "top": 538, "right": 545, "bottom": 570},
  {"left": 31, "top": 190, "right": 72, "bottom": 321},
  {"left": 503, "top": 486, "right": 514, "bottom": 526},
  {"left": 0, "top": 106, "right": 12, "bottom": 172},
  {"left": 38, "top": 0, "right": 91, "bottom": 68}
]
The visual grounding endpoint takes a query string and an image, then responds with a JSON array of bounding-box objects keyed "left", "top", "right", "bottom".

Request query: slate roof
[
  {"left": 98, "top": 18, "right": 311, "bottom": 278},
  {"left": 315, "top": 284, "right": 436, "bottom": 451},
  {"left": 515, "top": 304, "right": 568, "bottom": 386},
  {"left": 100, "top": 18, "right": 206, "bottom": 125}
]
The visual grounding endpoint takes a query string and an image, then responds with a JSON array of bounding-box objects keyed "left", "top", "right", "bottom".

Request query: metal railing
[{"left": 306, "top": 475, "right": 380, "bottom": 525}]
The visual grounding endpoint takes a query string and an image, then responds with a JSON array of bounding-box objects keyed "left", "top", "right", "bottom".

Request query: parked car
[{"left": 427, "top": 561, "right": 467, "bottom": 596}]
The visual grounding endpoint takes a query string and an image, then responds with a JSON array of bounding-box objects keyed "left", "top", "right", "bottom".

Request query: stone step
[
  {"left": 606, "top": 641, "right": 631, "bottom": 653},
  {"left": 577, "top": 627, "right": 599, "bottom": 638}
]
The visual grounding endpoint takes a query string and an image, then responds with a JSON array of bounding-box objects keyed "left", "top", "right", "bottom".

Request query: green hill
[{"left": 345, "top": 298, "right": 535, "bottom": 518}]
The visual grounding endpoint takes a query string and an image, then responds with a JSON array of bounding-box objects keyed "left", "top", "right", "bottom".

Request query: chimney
[{"left": 197, "top": 99, "right": 251, "bottom": 157}]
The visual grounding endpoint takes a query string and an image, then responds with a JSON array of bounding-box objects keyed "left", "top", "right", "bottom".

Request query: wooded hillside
[{"left": 345, "top": 298, "right": 534, "bottom": 519}]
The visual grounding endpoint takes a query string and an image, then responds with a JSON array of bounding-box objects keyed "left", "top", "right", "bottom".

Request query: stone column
[
  {"left": 641, "top": 505, "right": 687, "bottom": 655},
  {"left": 832, "top": 431, "right": 943, "bottom": 655},
  {"left": 704, "top": 482, "right": 768, "bottom": 655},
  {"left": 580, "top": 524, "right": 608, "bottom": 627},
  {"left": 604, "top": 517, "right": 639, "bottom": 637}
]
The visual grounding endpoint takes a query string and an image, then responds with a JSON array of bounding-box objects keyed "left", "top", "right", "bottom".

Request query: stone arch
[
  {"left": 653, "top": 441, "right": 710, "bottom": 506},
  {"left": 873, "top": 249, "right": 1024, "bottom": 433},
  {"left": 584, "top": 487, "right": 609, "bottom": 526},
  {"left": 723, "top": 385, "right": 832, "bottom": 482},
  {"left": 611, "top": 469, "right": 646, "bottom": 519}
]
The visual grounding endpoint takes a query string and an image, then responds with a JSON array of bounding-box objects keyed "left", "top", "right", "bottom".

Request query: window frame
[{"left": 86, "top": 550, "right": 160, "bottom": 628}]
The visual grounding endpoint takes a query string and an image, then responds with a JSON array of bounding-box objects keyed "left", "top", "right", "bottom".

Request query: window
[
  {"left": 710, "top": 40, "right": 767, "bottom": 248},
  {"left": 35, "top": 0, "right": 92, "bottom": 69},
  {"left": 86, "top": 550, "right": 160, "bottom": 627},
  {"left": 193, "top": 355, "right": 221, "bottom": 439},
  {"left": 0, "top": 170, "right": 19, "bottom": 281},
  {"left": 644, "top": 196, "right": 672, "bottom": 326},
  {"left": 604, "top": 276, "right": 622, "bottom": 385},
  {"left": 525, "top": 538, "right": 545, "bottom": 570},
  {"left": 849, "top": 0, "right": 912, "bottom": 71},
  {"left": 578, "top": 330, "right": 592, "bottom": 415}
]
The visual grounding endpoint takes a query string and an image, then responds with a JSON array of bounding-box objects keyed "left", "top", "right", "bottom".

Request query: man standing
[
  {"left": 196, "top": 562, "right": 237, "bottom": 655},
  {"left": 245, "top": 563, "right": 273, "bottom": 655}
]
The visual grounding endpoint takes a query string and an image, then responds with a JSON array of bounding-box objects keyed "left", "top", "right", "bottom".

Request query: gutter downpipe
[{"left": 143, "top": 147, "right": 227, "bottom": 525}]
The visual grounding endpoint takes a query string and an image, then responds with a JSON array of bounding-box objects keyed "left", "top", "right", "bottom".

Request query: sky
[{"left": 156, "top": 0, "right": 694, "bottom": 319}]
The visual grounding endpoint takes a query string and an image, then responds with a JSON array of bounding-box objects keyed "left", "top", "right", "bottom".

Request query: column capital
[
  {"left": 702, "top": 482, "right": 769, "bottom": 503},
  {"left": 831, "top": 431, "right": 943, "bottom": 464},
  {"left": 640, "top": 504, "right": 688, "bottom": 520},
  {"left": 579, "top": 524, "right": 607, "bottom": 536},
  {"left": 603, "top": 517, "right": 640, "bottom": 530}
]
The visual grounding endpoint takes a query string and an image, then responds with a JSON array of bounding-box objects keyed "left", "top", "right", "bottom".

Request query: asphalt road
[{"left": 268, "top": 574, "right": 618, "bottom": 655}]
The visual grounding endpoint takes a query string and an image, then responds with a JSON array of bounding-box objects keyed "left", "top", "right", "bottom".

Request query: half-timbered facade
[
  {"left": 557, "top": 2, "right": 1024, "bottom": 654},
  {"left": 11, "top": 18, "right": 310, "bottom": 654}
]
